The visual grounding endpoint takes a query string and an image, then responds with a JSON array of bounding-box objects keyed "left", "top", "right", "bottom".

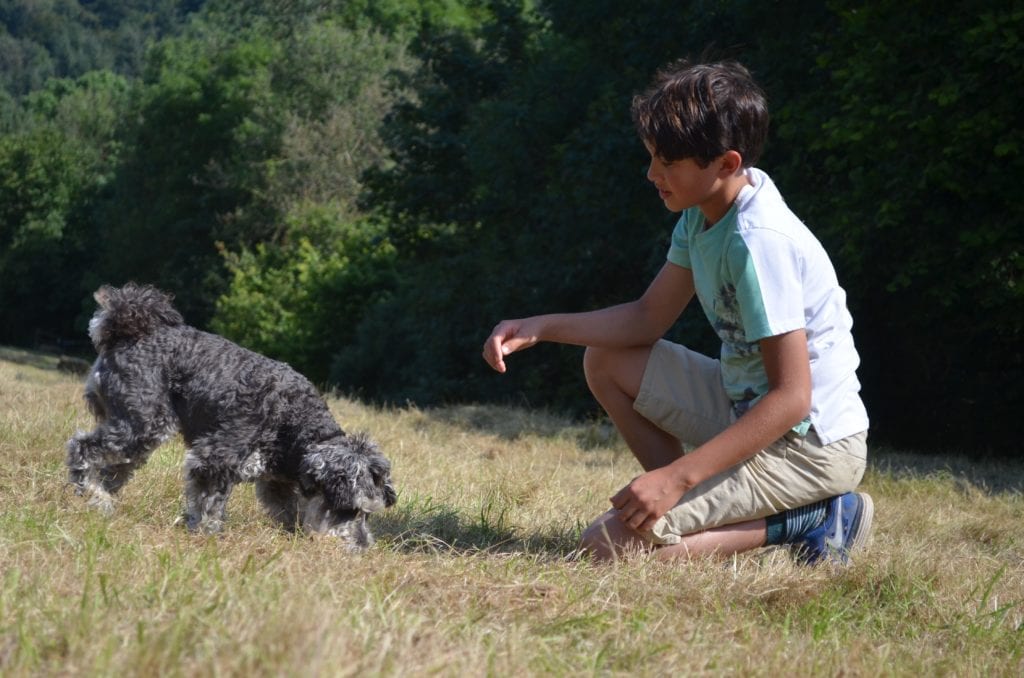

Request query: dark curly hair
[
  {"left": 631, "top": 60, "right": 769, "bottom": 168},
  {"left": 91, "top": 283, "right": 183, "bottom": 351}
]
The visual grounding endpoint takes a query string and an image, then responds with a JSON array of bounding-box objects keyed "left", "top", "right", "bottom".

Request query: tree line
[{"left": 1, "top": 0, "right": 1021, "bottom": 455}]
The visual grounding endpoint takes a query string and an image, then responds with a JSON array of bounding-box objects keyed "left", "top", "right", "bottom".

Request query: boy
[{"left": 482, "top": 60, "right": 872, "bottom": 564}]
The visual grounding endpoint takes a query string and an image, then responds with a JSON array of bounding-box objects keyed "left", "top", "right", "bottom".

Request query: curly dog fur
[{"left": 65, "top": 283, "right": 396, "bottom": 551}]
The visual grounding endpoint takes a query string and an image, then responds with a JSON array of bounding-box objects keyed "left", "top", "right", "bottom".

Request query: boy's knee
[
  {"left": 582, "top": 345, "right": 608, "bottom": 379},
  {"left": 583, "top": 345, "right": 633, "bottom": 383},
  {"left": 580, "top": 510, "right": 652, "bottom": 562},
  {"left": 583, "top": 347, "right": 626, "bottom": 402},
  {"left": 584, "top": 345, "right": 651, "bottom": 403},
  {"left": 580, "top": 511, "right": 619, "bottom": 561}
]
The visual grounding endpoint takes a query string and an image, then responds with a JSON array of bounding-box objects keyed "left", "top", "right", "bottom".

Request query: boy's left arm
[{"left": 610, "top": 329, "right": 812, "bottom": 532}]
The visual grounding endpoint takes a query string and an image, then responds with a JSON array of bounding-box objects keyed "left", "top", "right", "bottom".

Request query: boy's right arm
[{"left": 483, "top": 262, "right": 695, "bottom": 373}]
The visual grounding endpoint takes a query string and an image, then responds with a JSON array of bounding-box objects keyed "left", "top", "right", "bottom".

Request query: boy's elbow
[
  {"left": 631, "top": 304, "right": 677, "bottom": 345},
  {"left": 793, "top": 387, "right": 812, "bottom": 424},
  {"left": 773, "top": 382, "right": 811, "bottom": 427}
]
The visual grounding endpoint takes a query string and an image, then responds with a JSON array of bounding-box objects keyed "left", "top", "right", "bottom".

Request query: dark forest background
[{"left": 2, "top": 0, "right": 1021, "bottom": 455}]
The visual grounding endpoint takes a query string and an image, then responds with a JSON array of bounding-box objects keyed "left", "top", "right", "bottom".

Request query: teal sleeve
[{"left": 666, "top": 212, "right": 691, "bottom": 268}]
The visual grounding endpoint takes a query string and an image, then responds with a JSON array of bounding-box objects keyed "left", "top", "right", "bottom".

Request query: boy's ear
[{"left": 719, "top": 150, "right": 744, "bottom": 176}]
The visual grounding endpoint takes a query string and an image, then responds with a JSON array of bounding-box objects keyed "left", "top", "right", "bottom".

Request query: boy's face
[{"left": 643, "top": 142, "right": 725, "bottom": 214}]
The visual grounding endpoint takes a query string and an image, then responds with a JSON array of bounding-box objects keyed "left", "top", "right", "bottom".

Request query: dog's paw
[{"left": 181, "top": 512, "right": 224, "bottom": 535}]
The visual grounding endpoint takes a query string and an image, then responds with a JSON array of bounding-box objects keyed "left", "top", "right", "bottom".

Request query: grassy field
[{"left": 1, "top": 346, "right": 1022, "bottom": 676}]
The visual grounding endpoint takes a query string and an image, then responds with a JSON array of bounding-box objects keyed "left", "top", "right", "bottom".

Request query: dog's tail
[{"left": 91, "top": 283, "right": 184, "bottom": 349}]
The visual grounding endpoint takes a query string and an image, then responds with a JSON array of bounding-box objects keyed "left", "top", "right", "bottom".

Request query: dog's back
[
  {"left": 89, "top": 282, "right": 345, "bottom": 456},
  {"left": 167, "top": 326, "right": 344, "bottom": 457}
]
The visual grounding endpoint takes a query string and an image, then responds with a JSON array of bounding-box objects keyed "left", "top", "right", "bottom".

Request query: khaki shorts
[{"left": 633, "top": 340, "right": 868, "bottom": 545}]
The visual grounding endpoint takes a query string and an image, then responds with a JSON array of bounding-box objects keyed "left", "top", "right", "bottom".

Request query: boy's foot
[{"left": 792, "top": 492, "right": 873, "bottom": 565}]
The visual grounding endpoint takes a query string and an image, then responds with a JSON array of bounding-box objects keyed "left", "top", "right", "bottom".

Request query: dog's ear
[
  {"left": 298, "top": 449, "right": 330, "bottom": 495},
  {"left": 341, "top": 433, "right": 396, "bottom": 509},
  {"left": 369, "top": 454, "right": 397, "bottom": 508},
  {"left": 299, "top": 447, "right": 378, "bottom": 513},
  {"left": 298, "top": 454, "right": 319, "bottom": 493},
  {"left": 300, "top": 438, "right": 395, "bottom": 514}
]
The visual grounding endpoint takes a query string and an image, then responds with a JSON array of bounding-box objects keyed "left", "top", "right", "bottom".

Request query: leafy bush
[
  {"left": 0, "top": 71, "right": 130, "bottom": 344},
  {"left": 213, "top": 206, "right": 397, "bottom": 384}
]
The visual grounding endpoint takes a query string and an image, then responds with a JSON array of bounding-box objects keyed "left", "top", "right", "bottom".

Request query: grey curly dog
[{"left": 65, "top": 283, "right": 396, "bottom": 551}]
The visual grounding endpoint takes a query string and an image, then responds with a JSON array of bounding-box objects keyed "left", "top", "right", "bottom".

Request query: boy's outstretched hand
[{"left": 483, "top": 319, "right": 541, "bottom": 373}]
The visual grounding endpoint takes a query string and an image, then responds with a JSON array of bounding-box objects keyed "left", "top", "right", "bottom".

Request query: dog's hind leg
[
  {"left": 66, "top": 368, "right": 177, "bottom": 513},
  {"left": 255, "top": 479, "right": 299, "bottom": 531},
  {"left": 182, "top": 454, "right": 235, "bottom": 533},
  {"left": 66, "top": 419, "right": 173, "bottom": 514}
]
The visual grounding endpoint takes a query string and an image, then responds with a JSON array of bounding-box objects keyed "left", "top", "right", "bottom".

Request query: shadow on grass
[
  {"left": 424, "top": 404, "right": 1024, "bottom": 496},
  {"left": 0, "top": 344, "right": 94, "bottom": 377},
  {"left": 369, "top": 496, "right": 583, "bottom": 559},
  {"left": 870, "top": 447, "right": 1024, "bottom": 495},
  {"left": 0, "top": 346, "right": 59, "bottom": 371}
]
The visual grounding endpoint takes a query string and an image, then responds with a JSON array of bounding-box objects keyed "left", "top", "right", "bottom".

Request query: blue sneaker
[{"left": 793, "top": 492, "right": 874, "bottom": 565}]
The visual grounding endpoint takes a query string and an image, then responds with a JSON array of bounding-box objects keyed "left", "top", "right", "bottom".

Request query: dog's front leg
[
  {"left": 65, "top": 430, "right": 123, "bottom": 515},
  {"left": 182, "top": 458, "right": 234, "bottom": 533}
]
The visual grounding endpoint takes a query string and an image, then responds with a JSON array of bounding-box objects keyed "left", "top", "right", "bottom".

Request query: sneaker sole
[{"left": 847, "top": 492, "right": 874, "bottom": 557}]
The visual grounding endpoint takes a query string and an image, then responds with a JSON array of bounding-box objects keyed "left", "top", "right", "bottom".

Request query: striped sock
[{"left": 764, "top": 500, "right": 830, "bottom": 545}]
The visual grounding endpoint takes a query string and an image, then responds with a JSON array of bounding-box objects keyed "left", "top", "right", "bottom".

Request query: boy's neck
[{"left": 700, "top": 170, "right": 752, "bottom": 228}]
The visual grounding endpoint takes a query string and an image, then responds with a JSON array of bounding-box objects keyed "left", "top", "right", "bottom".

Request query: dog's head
[
  {"left": 298, "top": 433, "right": 396, "bottom": 551},
  {"left": 89, "top": 283, "right": 184, "bottom": 352}
]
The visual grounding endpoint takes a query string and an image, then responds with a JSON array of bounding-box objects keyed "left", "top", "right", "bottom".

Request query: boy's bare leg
[
  {"left": 656, "top": 519, "right": 766, "bottom": 561},
  {"left": 581, "top": 509, "right": 767, "bottom": 562},
  {"left": 583, "top": 346, "right": 767, "bottom": 561},
  {"left": 583, "top": 345, "right": 684, "bottom": 471}
]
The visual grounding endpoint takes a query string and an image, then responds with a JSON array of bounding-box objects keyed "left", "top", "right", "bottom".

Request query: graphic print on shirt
[
  {"left": 711, "top": 283, "right": 757, "bottom": 359},
  {"left": 711, "top": 282, "right": 761, "bottom": 417}
]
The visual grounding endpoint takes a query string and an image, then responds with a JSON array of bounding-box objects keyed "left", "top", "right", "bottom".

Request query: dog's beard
[{"left": 67, "top": 468, "right": 116, "bottom": 515}]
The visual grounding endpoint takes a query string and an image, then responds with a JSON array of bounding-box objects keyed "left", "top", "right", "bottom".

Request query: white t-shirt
[{"left": 667, "top": 167, "right": 868, "bottom": 444}]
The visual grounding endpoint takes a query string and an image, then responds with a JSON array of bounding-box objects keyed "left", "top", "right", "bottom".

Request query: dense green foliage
[
  {"left": 769, "top": 1, "right": 1024, "bottom": 450},
  {"left": 0, "top": 70, "right": 130, "bottom": 343},
  {"left": 0, "top": 0, "right": 1020, "bottom": 453},
  {"left": 0, "top": 0, "right": 200, "bottom": 102}
]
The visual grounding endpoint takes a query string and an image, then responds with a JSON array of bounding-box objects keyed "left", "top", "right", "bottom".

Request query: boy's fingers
[
  {"left": 483, "top": 332, "right": 512, "bottom": 372},
  {"left": 500, "top": 337, "right": 524, "bottom": 354},
  {"left": 483, "top": 346, "right": 506, "bottom": 373},
  {"left": 609, "top": 484, "right": 630, "bottom": 509},
  {"left": 483, "top": 321, "right": 537, "bottom": 373}
]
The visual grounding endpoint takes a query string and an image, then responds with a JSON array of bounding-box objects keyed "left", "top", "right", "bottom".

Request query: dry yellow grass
[{"left": 1, "top": 346, "right": 1022, "bottom": 676}]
